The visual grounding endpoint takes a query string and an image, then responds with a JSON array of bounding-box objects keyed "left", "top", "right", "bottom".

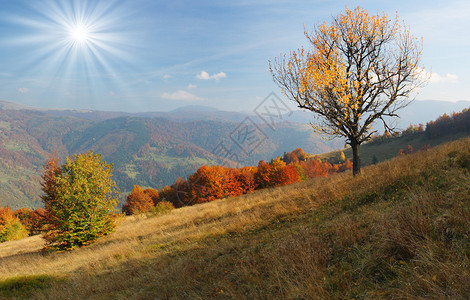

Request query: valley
[{"left": 0, "top": 101, "right": 343, "bottom": 209}]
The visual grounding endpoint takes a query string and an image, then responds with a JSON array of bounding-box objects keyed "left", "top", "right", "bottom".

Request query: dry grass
[{"left": 1, "top": 137, "right": 470, "bottom": 299}]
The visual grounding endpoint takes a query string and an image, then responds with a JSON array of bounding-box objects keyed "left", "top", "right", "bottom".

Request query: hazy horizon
[{"left": 1, "top": 98, "right": 470, "bottom": 115}]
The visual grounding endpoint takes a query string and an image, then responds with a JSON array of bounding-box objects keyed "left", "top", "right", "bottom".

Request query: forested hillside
[{"left": 0, "top": 106, "right": 342, "bottom": 209}]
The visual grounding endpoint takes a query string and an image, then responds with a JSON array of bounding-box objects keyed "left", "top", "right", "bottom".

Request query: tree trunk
[{"left": 351, "top": 141, "right": 361, "bottom": 176}]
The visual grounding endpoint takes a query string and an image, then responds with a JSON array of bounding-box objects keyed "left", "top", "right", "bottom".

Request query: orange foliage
[
  {"left": 40, "top": 154, "right": 61, "bottom": 214},
  {"left": 337, "top": 159, "right": 353, "bottom": 172},
  {"left": 224, "top": 167, "right": 256, "bottom": 197},
  {"left": 14, "top": 208, "right": 47, "bottom": 235},
  {"left": 172, "top": 177, "right": 192, "bottom": 207},
  {"left": 300, "top": 157, "right": 331, "bottom": 178},
  {"left": 271, "top": 6, "right": 424, "bottom": 176},
  {"left": 255, "top": 157, "right": 301, "bottom": 187},
  {"left": 188, "top": 166, "right": 230, "bottom": 204},
  {"left": 283, "top": 148, "right": 308, "bottom": 164},
  {"left": 136, "top": 149, "right": 352, "bottom": 208},
  {"left": 254, "top": 160, "right": 272, "bottom": 188},
  {"left": 143, "top": 188, "right": 160, "bottom": 205},
  {"left": 168, "top": 165, "right": 260, "bottom": 205},
  {"left": 225, "top": 169, "right": 245, "bottom": 197},
  {"left": 0, "top": 206, "right": 28, "bottom": 242},
  {"left": 122, "top": 185, "right": 154, "bottom": 215},
  {"left": 236, "top": 167, "right": 257, "bottom": 194},
  {"left": 0, "top": 206, "right": 16, "bottom": 226},
  {"left": 279, "top": 164, "right": 301, "bottom": 185},
  {"left": 28, "top": 208, "right": 48, "bottom": 235}
]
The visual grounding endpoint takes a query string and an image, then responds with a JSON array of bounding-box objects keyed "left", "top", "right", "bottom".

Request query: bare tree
[{"left": 270, "top": 7, "right": 426, "bottom": 175}]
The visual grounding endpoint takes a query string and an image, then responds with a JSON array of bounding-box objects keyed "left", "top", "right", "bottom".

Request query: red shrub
[{"left": 300, "top": 157, "right": 331, "bottom": 178}]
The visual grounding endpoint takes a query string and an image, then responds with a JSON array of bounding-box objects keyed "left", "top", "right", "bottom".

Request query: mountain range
[{"left": 0, "top": 99, "right": 468, "bottom": 209}]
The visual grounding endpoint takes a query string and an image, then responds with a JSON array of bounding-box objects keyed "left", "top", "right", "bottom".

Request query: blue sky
[{"left": 0, "top": 0, "right": 469, "bottom": 112}]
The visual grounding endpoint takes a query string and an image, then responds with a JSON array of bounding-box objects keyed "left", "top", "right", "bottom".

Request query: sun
[
  {"left": 69, "top": 24, "right": 90, "bottom": 44},
  {"left": 7, "top": 0, "right": 132, "bottom": 100}
]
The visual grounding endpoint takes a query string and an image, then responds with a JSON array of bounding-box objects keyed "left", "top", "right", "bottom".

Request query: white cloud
[
  {"left": 163, "top": 74, "right": 172, "bottom": 79},
  {"left": 17, "top": 87, "right": 29, "bottom": 94},
  {"left": 109, "top": 91, "right": 115, "bottom": 96},
  {"left": 187, "top": 84, "right": 197, "bottom": 89},
  {"left": 161, "top": 90, "right": 204, "bottom": 101},
  {"left": 417, "top": 68, "right": 458, "bottom": 84},
  {"left": 196, "top": 71, "right": 211, "bottom": 80},
  {"left": 196, "top": 70, "right": 227, "bottom": 81},
  {"left": 212, "top": 72, "right": 226, "bottom": 80},
  {"left": 430, "top": 72, "right": 458, "bottom": 83}
]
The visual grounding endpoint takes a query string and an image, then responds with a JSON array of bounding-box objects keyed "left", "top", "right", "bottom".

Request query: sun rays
[{"left": 4, "top": 0, "right": 135, "bottom": 103}]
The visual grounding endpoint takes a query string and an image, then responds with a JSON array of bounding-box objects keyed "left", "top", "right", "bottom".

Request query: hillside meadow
[
  {"left": 1, "top": 137, "right": 470, "bottom": 299},
  {"left": 320, "top": 130, "right": 470, "bottom": 167},
  {"left": 321, "top": 107, "right": 470, "bottom": 166}
]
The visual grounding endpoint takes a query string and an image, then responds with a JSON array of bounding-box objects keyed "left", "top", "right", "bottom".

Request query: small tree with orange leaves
[
  {"left": 188, "top": 165, "right": 229, "bottom": 204},
  {"left": 270, "top": 7, "right": 426, "bottom": 175},
  {"left": 0, "top": 207, "right": 28, "bottom": 242},
  {"left": 283, "top": 148, "right": 308, "bottom": 164},
  {"left": 122, "top": 185, "right": 154, "bottom": 215}
]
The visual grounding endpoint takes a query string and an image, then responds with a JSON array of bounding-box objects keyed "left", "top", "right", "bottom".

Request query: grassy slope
[
  {"left": 1, "top": 138, "right": 470, "bottom": 299},
  {"left": 319, "top": 131, "right": 470, "bottom": 166}
]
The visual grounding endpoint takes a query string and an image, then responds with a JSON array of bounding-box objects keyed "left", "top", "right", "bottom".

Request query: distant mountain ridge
[
  {"left": 0, "top": 100, "right": 251, "bottom": 123},
  {"left": 3, "top": 99, "right": 468, "bottom": 126},
  {"left": 170, "top": 105, "right": 218, "bottom": 112}
]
